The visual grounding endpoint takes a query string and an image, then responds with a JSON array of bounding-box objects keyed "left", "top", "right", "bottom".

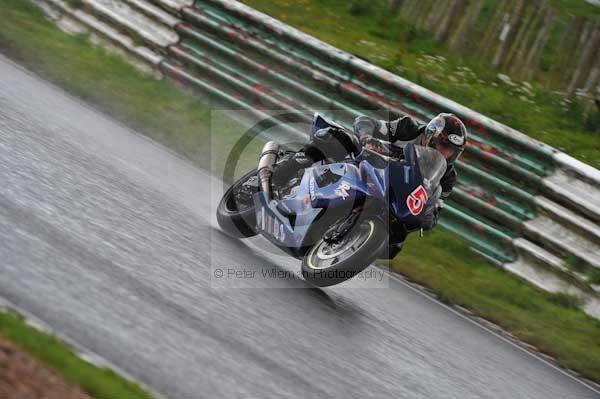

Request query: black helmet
[{"left": 426, "top": 113, "right": 467, "bottom": 165}]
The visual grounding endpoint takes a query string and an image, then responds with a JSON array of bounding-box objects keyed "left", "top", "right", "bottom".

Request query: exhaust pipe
[{"left": 257, "top": 141, "right": 279, "bottom": 199}]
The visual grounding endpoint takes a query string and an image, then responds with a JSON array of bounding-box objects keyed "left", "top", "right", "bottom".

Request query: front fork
[{"left": 323, "top": 210, "right": 361, "bottom": 244}]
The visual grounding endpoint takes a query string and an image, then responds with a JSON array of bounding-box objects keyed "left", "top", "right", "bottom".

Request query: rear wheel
[
  {"left": 216, "top": 170, "right": 259, "bottom": 238},
  {"left": 301, "top": 217, "right": 387, "bottom": 287}
]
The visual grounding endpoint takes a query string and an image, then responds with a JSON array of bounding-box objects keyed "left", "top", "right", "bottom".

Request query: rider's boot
[
  {"left": 385, "top": 242, "right": 404, "bottom": 259},
  {"left": 380, "top": 230, "right": 407, "bottom": 259}
]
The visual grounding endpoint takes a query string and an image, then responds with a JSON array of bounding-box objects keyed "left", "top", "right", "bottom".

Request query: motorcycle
[{"left": 216, "top": 113, "right": 446, "bottom": 286}]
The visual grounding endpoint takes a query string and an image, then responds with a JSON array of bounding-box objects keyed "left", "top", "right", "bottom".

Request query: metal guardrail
[{"left": 34, "top": 0, "right": 600, "bottom": 318}]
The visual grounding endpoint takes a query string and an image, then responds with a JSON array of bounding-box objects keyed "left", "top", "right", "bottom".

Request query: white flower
[
  {"left": 358, "top": 40, "right": 376, "bottom": 47},
  {"left": 497, "top": 74, "right": 514, "bottom": 86}
]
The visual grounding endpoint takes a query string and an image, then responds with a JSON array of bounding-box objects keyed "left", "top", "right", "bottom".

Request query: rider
[
  {"left": 353, "top": 113, "right": 466, "bottom": 201},
  {"left": 274, "top": 113, "right": 468, "bottom": 256}
]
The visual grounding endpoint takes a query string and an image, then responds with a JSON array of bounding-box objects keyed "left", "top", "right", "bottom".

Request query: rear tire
[
  {"left": 216, "top": 170, "right": 259, "bottom": 238},
  {"left": 301, "top": 217, "right": 387, "bottom": 287}
]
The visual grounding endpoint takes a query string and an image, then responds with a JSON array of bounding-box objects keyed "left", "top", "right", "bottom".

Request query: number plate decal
[{"left": 406, "top": 185, "right": 428, "bottom": 216}]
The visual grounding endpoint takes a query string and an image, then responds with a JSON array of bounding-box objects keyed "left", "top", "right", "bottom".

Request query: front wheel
[{"left": 301, "top": 218, "right": 387, "bottom": 287}]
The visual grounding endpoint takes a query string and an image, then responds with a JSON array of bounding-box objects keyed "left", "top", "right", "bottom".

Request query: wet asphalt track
[{"left": 0, "top": 55, "right": 599, "bottom": 399}]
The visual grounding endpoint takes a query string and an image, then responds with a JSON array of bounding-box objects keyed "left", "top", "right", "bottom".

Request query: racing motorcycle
[{"left": 216, "top": 114, "right": 446, "bottom": 287}]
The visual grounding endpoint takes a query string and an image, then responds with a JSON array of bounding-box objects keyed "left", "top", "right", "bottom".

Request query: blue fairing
[
  {"left": 309, "top": 163, "right": 369, "bottom": 208},
  {"left": 253, "top": 170, "right": 321, "bottom": 254}
]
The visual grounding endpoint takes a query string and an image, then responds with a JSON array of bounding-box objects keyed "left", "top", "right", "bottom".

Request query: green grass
[
  {"left": 394, "top": 229, "right": 600, "bottom": 382},
  {"left": 2, "top": 0, "right": 600, "bottom": 387},
  {"left": 243, "top": 0, "right": 600, "bottom": 168},
  {"left": 546, "top": 0, "right": 600, "bottom": 20},
  {"left": 0, "top": 310, "right": 154, "bottom": 399}
]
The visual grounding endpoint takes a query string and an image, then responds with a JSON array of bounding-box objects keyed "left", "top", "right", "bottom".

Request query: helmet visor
[{"left": 423, "top": 116, "right": 445, "bottom": 145}]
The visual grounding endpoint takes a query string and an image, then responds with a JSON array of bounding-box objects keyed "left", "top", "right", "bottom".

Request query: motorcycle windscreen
[
  {"left": 414, "top": 145, "right": 447, "bottom": 190},
  {"left": 388, "top": 144, "right": 446, "bottom": 220}
]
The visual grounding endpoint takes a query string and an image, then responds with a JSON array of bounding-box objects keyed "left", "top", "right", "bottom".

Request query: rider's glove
[{"left": 421, "top": 199, "right": 444, "bottom": 231}]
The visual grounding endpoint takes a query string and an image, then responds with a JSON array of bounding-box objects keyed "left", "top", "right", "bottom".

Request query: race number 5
[{"left": 406, "top": 185, "right": 428, "bottom": 216}]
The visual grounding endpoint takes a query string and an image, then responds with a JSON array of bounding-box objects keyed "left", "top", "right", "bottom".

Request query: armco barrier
[{"left": 35, "top": 0, "right": 600, "bottom": 319}]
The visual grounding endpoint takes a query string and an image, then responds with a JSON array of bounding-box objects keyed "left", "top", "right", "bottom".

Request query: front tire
[
  {"left": 216, "top": 170, "right": 259, "bottom": 238},
  {"left": 301, "top": 217, "right": 387, "bottom": 287}
]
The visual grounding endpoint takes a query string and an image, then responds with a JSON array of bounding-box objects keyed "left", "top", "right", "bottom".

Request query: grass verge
[
  {"left": 0, "top": 310, "right": 153, "bottom": 399},
  {"left": 243, "top": 0, "right": 600, "bottom": 168},
  {"left": 1, "top": 0, "right": 600, "bottom": 387},
  {"left": 396, "top": 230, "right": 600, "bottom": 382}
]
